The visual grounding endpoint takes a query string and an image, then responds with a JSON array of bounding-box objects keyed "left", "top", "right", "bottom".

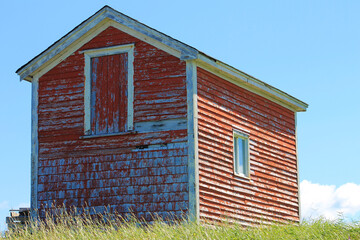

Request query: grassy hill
[{"left": 5, "top": 211, "right": 360, "bottom": 240}]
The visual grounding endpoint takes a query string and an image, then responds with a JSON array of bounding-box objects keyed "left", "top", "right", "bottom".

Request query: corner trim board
[
  {"left": 186, "top": 60, "right": 199, "bottom": 221},
  {"left": 31, "top": 75, "right": 39, "bottom": 218},
  {"left": 295, "top": 112, "right": 301, "bottom": 221}
]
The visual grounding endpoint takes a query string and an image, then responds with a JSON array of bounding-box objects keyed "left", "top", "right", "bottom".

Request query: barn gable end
[
  {"left": 35, "top": 25, "right": 189, "bottom": 221},
  {"left": 17, "top": 6, "right": 308, "bottom": 224}
]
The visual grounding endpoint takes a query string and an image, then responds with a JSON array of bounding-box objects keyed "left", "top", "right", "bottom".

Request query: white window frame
[
  {"left": 82, "top": 44, "right": 134, "bottom": 135},
  {"left": 233, "top": 130, "right": 250, "bottom": 178}
]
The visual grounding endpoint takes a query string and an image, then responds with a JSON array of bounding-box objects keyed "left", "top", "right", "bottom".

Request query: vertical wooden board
[
  {"left": 96, "top": 55, "right": 109, "bottom": 134},
  {"left": 119, "top": 53, "right": 128, "bottom": 132},
  {"left": 107, "top": 53, "right": 128, "bottom": 133},
  {"left": 107, "top": 54, "right": 117, "bottom": 133},
  {"left": 90, "top": 58, "right": 98, "bottom": 135}
]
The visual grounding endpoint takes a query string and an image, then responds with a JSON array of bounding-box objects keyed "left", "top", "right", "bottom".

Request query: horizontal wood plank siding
[
  {"left": 197, "top": 68, "right": 298, "bottom": 225},
  {"left": 37, "top": 26, "right": 188, "bottom": 220}
]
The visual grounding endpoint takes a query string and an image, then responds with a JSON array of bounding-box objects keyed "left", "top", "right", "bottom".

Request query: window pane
[
  {"left": 234, "top": 132, "right": 249, "bottom": 177},
  {"left": 237, "top": 137, "right": 245, "bottom": 174}
]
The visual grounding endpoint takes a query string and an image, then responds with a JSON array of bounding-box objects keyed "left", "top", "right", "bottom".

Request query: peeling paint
[
  {"left": 197, "top": 68, "right": 299, "bottom": 224},
  {"left": 36, "top": 26, "right": 189, "bottom": 220}
]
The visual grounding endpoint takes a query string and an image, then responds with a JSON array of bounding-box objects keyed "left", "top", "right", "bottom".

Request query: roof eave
[
  {"left": 197, "top": 53, "right": 308, "bottom": 113},
  {"left": 16, "top": 5, "right": 198, "bottom": 81},
  {"left": 16, "top": 6, "right": 110, "bottom": 81},
  {"left": 16, "top": 6, "right": 308, "bottom": 113}
]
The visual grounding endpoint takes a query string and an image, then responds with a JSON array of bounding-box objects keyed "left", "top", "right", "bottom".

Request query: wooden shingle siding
[
  {"left": 37, "top": 26, "right": 188, "bottom": 220},
  {"left": 197, "top": 67, "right": 298, "bottom": 224}
]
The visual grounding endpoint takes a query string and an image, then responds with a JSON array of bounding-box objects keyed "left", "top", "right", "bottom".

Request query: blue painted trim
[
  {"left": 31, "top": 76, "right": 39, "bottom": 219},
  {"left": 186, "top": 60, "right": 199, "bottom": 221}
]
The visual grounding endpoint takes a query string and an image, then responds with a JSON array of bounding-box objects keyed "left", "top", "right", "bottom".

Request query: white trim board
[
  {"left": 83, "top": 44, "right": 134, "bottom": 134},
  {"left": 186, "top": 60, "right": 199, "bottom": 221},
  {"left": 295, "top": 112, "right": 301, "bottom": 221},
  {"left": 134, "top": 118, "right": 187, "bottom": 133},
  {"left": 196, "top": 54, "right": 308, "bottom": 112},
  {"left": 31, "top": 75, "right": 39, "bottom": 219},
  {"left": 20, "top": 19, "right": 184, "bottom": 83},
  {"left": 16, "top": 6, "right": 308, "bottom": 113},
  {"left": 16, "top": 6, "right": 198, "bottom": 81}
]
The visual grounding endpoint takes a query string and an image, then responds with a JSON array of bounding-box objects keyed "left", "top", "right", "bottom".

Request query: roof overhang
[
  {"left": 16, "top": 5, "right": 308, "bottom": 112},
  {"left": 196, "top": 54, "right": 308, "bottom": 112},
  {"left": 16, "top": 6, "right": 198, "bottom": 82}
]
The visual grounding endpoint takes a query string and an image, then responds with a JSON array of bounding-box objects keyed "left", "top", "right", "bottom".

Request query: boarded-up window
[
  {"left": 83, "top": 44, "right": 134, "bottom": 136},
  {"left": 90, "top": 53, "right": 128, "bottom": 135}
]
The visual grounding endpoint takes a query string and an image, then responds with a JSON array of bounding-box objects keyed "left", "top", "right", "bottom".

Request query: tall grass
[{"left": 5, "top": 208, "right": 360, "bottom": 240}]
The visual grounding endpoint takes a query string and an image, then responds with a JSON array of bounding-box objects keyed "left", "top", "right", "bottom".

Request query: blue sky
[{"left": 1, "top": 0, "right": 360, "bottom": 231}]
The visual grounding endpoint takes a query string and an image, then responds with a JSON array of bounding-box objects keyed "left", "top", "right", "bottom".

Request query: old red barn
[{"left": 16, "top": 6, "right": 308, "bottom": 224}]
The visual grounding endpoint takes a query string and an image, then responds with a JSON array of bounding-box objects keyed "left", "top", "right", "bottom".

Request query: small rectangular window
[{"left": 233, "top": 130, "right": 250, "bottom": 177}]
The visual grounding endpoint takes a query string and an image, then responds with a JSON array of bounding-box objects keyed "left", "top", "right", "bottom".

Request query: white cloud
[{"left": 300, "top": 180, "right": 360, "bottom": 220}]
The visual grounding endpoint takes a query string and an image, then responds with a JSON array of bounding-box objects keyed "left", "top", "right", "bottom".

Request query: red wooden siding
[
  {"left": 197, "top": 67, "right": 299, "bottom": 225},
  {"left": 37, "top": 26, "right": 188, "bottom": 220},
  {"left": 91, "top": 53, "right": 128, "bottom": 134}
]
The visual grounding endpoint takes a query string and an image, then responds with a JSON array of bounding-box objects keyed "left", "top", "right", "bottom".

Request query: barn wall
[
  {"left": 197, "top": 67, "right": 299, "bottom": 224},
  {"left": 36, "top": 26, "right": 188, "bottom": 220}
]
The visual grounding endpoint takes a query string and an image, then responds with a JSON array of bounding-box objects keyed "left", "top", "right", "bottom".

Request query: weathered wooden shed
[{"left": 16, "top": 6, "right": 308, "bottom": 225}]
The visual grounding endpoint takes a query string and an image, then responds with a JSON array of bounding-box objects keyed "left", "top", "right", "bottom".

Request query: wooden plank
[
  {"left": 31, "top": 75, "right": 39, "bottom": 218},
  {"left": 119, "top": 53, "right": 128, "bottom": 132},
  {"left": 107, "top": 54, "right": 117, "bottom": 133},
  {"left": 97, "top": 55, "right": 109, "bottom": 134},
  {"left": 186, "top": 60, "right": 199, "bottom": 221},
  {"left": 91, "top": 57, "right": 98, "bottom": 135},
  {"left": 197, "top": 69, "right": 296, "bottom": 120},
  {"left": 134, "top": 118, "right": 187, "bottom": 133}
]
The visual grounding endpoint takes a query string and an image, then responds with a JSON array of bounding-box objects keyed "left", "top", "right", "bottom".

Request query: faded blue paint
[
  {"left": 137, "top": 96, "right": 186, "bottom": 105},
  {"left": 127, "top": 186, "right": 134, "bottom": 194},
  {"left": 134, "top": 118, "right": 187, "bottom": 133}
]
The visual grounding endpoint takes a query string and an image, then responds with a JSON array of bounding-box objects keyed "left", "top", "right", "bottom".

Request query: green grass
[{"left": 5, "top": 210, "right": 360, "bottom": 240}]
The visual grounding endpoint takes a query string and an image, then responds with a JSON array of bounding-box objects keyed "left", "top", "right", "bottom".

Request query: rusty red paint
[
  {"left": 35, "top": 23, "right": 300, "bottom": 224},
  {"left": 90, "top": 53, "right": 128, "bottom": 134},
  {"left": 37, "top": 26, "right": 188, "bottom": 220},
  {"left": 197, "top": 67, "right": 299, "bottom": 224}
]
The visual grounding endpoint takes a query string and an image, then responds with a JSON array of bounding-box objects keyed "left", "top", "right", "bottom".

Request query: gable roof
[{"left": 16, "top": 5, "right": 308, "bottom": 112}]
